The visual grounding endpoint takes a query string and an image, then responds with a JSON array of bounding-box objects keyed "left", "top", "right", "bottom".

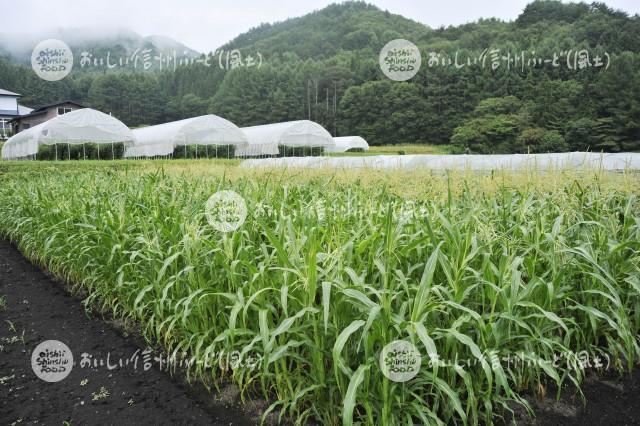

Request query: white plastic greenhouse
[
  {"left": 241, "top": 152, "right": 640, "bottom": 171},
  {"left": 1, "top": 108, "right": 134, "bottom": 160},
  {"left": 125, "top": 114, "right": 249, "bottom": 158},
  {"left": 235, "top": 120, "right": 335, "bottom": 157},
  {"left": 327, "top": 136, "right": 370, "bottom": 153}
]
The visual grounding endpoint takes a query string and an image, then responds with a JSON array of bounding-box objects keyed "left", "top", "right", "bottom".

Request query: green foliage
[
  {"left": 87, "top": 73, "right": 166, "bottom": 126},
  {"left": 173, "top": 93, "right": 209, "bottom": 119},
  {"left": 171, "top": 144, "right": 235, "bottom": 159},
  {"left": 209, "top": 64, "right": 304, "bottom": 126},
  {"left": 221, "top": 1, "right": 428, "bottom": 59},
  {"left": 516, "top": 0, "right": 591, "bottom": 26},
  {"left": 565, "top": 117, "right": 598, "bottom": 151},
  {"left": 517, "top": 128, "right": 569, "bottom": 153},
  {"left": 517, "top": 127, "right": 547, "bottom": 150},
  {"left": 339, "top": 80, "right": 431, "bottom": 145},
  {"left": 0, "top": 166, "right": 638, "bottom": 424},
  {"left": 473, "top": 96, "right": 521, "bottom": 116},
  {"left": 33, "top": 143, "right": 126, "bottom": 161},
  {"left": 452, "top": 97, "right": 524, "bottom": 153},
  {"left": 541, "top": 129, "right": 568, "bottom": 152}
]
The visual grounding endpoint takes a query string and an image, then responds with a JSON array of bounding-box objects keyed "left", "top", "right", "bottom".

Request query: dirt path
[{"left": 0, "top": 239, "right": 254, "bottom": 425}]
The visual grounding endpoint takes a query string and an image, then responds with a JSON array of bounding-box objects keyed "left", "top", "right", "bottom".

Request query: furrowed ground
[{"left": 0, "top": 160, "right": 638, "bottom": 425}]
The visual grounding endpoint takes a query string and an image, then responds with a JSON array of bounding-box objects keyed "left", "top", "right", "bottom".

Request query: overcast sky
[{"left": 3, "top": 0, "right": 639, "bottom": 52}]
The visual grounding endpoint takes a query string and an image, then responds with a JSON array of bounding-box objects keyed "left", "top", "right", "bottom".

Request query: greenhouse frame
[
  {"left": 326, "top": 136, "right": 370, "bottom": 153},
  {"left": 126, "top": 114, "right": 249, "bottom": 158},
  {"left": 235, "top": 120, "right": 334, "bottom": 157},
  {"left": 1, "top": 108, "right": 135, "bottom": 160}
]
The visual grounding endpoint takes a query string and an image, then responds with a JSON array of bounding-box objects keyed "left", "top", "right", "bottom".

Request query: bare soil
[{"left": 0, "top": 239, "right": 256, "bottom": 425}]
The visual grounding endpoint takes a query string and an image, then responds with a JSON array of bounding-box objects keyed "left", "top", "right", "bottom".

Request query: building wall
[
  {"left": 0, "top": 95, "right": 19, "bottom": 139},
  {"left": 15, "top": 103, "right": 83, "bottom": 132},
  {"left": 16, "top": 114, "right": 47, "bottom": 131},
  {"left": 0, "top": 96, "right": 18, "bottom": 112}
]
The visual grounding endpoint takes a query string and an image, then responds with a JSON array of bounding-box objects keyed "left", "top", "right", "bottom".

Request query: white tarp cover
[
  {"left": 235, "top": 120, "right": 334, "bottom": 157},
  {"left": 126, "top": 114, "right": 249, "bottom": 158},
  {"left": 2, "top": 108, "right": 134, "bottom": 160},
  {"left": 327, "top": 136, "right": 370, "bottom": 153},
  {"left": 241, "top": 152, "right": 640, "bottom": 170}
]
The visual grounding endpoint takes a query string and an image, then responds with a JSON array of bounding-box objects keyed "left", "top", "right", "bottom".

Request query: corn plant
[{"left": 0, "top": 165, "right": 638, "bottom": 425}]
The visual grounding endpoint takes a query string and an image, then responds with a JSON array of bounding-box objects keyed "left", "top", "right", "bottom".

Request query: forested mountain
[
  {"left": 221, "top": 2, "right": 429, "bottom": 59},
  {"left": 1, "top": 0, "right": 639, "bottom": 152}
]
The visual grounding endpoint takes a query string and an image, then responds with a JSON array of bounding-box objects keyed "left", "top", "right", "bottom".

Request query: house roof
[
  {"left": 11, "top": 100, "right": 85, "bottom": 121},
  {"left": 0, "top": 88, "right": 21, "bottom": 97},
  {"left": 0, "top": 105, "right": 34, "bottom": 119},
  {"left": 18, "top": 105, "right": 33, "bottom": 115}
]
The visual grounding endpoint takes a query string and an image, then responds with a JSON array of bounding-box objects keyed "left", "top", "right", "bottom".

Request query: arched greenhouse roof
[
  {"left": 235, "top": 120, "right": 334, "bottom": 157},
  {"left": 2, "top": 108, "right": 134, "bottom": 160},
  {"left": 126, "top": 114, "right": 248, "bottom": 158},
  {"left": 327, "top": 136, "right": 370, "bottom": 153}
]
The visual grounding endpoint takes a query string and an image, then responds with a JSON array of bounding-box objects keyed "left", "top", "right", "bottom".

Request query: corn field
[{"left": 0, "top": 164, "right": 639, "bottom": 425}]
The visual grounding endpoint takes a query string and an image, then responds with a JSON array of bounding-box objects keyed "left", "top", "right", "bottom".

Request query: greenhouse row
[{"left": 1, "top": 108, "right": 370, "bottom": 160}]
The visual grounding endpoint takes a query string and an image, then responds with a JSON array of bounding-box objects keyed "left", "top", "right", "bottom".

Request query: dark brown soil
[
  {"left": 1, "top": 238, "right": 639, "bottom": 425},
  {"left": 0, "top": 239, "right": 256, "bottom": 425},
  {"left": 522, "top": 368, "right": 640, "bottom": 425}
]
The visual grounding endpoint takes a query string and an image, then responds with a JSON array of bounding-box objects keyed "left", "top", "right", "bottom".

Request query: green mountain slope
[
  {"left": 221, "top": 1, "right": 430, "bottom": 58},
  {"left": 1, "top": 1, "right": 639, "bottom": 152}
]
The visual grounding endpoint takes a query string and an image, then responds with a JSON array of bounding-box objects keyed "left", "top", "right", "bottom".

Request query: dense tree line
[{"left": 1, "top": 0, "right": 639, "bottom": 152}]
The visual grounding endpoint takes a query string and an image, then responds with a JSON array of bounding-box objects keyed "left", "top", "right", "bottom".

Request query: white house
[{"left": 0, "top": 88, "right": 33, "bottom": 139}]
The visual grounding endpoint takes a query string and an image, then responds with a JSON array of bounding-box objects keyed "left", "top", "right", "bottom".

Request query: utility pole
[
  {"left": 326, "top": 87, "right": 329, "bottom": 111},
  {"left": 307, "top": 79, "right": 311, "bottom": 120},
  {"left": 333, "top": 81, "right": 337, "bottom": 136}
]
